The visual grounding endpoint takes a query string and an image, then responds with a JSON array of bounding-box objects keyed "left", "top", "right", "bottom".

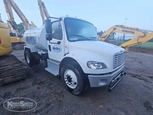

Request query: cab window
[{"left": 52, "top": 21, "right": 62, "bottom": 40}]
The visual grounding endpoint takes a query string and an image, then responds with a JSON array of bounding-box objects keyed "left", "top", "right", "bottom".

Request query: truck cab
[{"left": 24, "top": 16, "right": 126, "bottom": 95}]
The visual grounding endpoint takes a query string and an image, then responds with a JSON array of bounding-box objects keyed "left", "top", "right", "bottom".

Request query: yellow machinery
[
  {"left": 0, "top": 19, "right": 26, "bottom": 85},
  {"left": 38, "top": 0, "right": 50, "bottom": 25},
  {"left": 3, "top": 0, "right": 23, "bottom": 44},
  {"left": 0, "top": 20, "right": 12, "bottom": 55},
  {"left": 3, "top": 0, "right": 37, "bottom": 46},
  {"left": 99, "top": 25, "right": 153, "bottom": 51}
]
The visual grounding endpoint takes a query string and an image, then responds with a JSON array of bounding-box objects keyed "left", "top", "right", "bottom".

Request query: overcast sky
[{"left": 0, "top": 0, "right": 152, "bottom": 31}]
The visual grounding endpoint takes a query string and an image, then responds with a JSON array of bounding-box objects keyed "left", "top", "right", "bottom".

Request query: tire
[
  {"left": 33, "top": 52, "right": 40, "bottom": 65},
  {"left": 60, "top": 61, "right": 88, "bottom": 96},
  {"left": 24, "top": 49, "right": 40, "bottom": 67}
]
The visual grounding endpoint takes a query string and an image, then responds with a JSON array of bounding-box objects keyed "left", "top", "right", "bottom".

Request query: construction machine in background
[
  {"left": 3, "top": 0, "right": 24, "bottom": 46},
  {"left": 0, "top": 19, "right": 26, "bottom": 85},
  {"left": 99, "top": 25, "right": 153, "bottom": 51},
  {"left": 37, "top": 0, "right": 50, "bottom": 25},
  {"left": 3, "top": 0, "right": 37, "bottom": 49},
  {"left": 0, "top": 17, "right": 12, "bottom": 55},
  {"left": 31, "top": 21, "right": 37, "bottom": 28}
]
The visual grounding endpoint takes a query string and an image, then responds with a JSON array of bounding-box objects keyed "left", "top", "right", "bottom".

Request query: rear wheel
[
  {"left": 33, "top": 52, "right": 40, "bottom": 65},
  {"left": 24, "top": 49, "right": 40, "bottom": 67},
  {"left": 60, "top": 61, "right": 88, "bottom": 96}
]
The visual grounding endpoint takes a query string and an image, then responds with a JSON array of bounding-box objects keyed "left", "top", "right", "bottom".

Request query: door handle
[
  {"left": 48, "top": 45, "right": 51, "bottom": 51},
  {"left": 57, "top": 41, "right": 61, "bottom": 44},
  {"left": 49, "top": 41, "right": 61, "bottom": 44}
]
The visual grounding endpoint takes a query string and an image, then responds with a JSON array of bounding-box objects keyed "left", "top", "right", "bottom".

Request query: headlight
[{"left": 87, "top": 61, "right": 107, "bottom": 69}]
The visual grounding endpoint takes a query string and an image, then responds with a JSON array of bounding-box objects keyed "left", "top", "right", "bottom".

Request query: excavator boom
[
  {"left": 3, "top": 0, "right": 24, "bottom": 46},
  {"left": 99, "top": 25, "right": 153, "bottom": 51},
  {"left": 99, "top": 25, "right": 146, "bottom": 41},
  {"left": 38, "top": 0, "right": 45, "bottom": 25},
  {"left": 120, "top": 33, "right": 153, "bottom": 48},
  {"left": 5, "top": 0, "right": 30, "bottom": 30},
  {"left": 3, "top": 0, "right": 18, "bottom": 33},
  {"left": 3, "top": 0, "right": 37, "bottom": 31},
  {"left": 38, "top": 0, "right": 50, "bottom": 25},
  {"left": 3, "top": 0, "right": 38, "bottom": 49}
]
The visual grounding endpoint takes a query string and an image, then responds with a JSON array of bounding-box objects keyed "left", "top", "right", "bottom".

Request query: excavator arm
[
  {"left": 120, "top": 33, "right": 153, "bottom": 50},
  {"left": 38, "top": 0, "right": 50, "bottom": 25},
  {"left": 99, "top": 25, "right": 153, "bottom": 51},
  {"left": 4, "top": 0, "right": 30, "bottom": 30},
  {"left": 3, "top": 0, "right": 37, "bottom": 45},
  {"left": 38, "top": 0, "right": 45, "bottom": 25},
  {"left": 31, "top": 21, "right": 37, "bottom": 28},
  {"left": 99, "top": 25, "right": 146, "bottom": 41},
  {"left": 3, "top": 0, "right": 18, "bottom": 35},
  {"left": 4, "top": 0, "right": 37, "bottom": 30}
]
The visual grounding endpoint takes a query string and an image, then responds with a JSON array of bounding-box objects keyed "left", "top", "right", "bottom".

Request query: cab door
[{"left": 47, "top": 20, "right": 65, "bottom": 61}]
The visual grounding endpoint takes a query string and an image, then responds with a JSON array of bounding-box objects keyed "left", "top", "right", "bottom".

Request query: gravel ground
[{"left": 0, "top": 50, "right": 153, "bottom": 115}]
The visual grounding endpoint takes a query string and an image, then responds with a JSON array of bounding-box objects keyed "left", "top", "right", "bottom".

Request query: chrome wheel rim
[{"left": 64, "top": 69, "right": 78, "bottom": 89}]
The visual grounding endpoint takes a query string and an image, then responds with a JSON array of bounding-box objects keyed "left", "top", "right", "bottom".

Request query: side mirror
[
  {"left": 46, "top": 33, "right": 52, "bottom": 40},
  {"left": 45, "top": 19, "right": 52, "bottom": 40}
]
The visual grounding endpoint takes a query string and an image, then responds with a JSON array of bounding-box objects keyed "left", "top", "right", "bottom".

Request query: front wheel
[{"left": 60, "top": 61, "right": 88, "bottom": 96}]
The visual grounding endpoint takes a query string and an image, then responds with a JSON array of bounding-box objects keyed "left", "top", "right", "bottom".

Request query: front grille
[{"left": 113, "top": 51, "right": 125, "bottom": 69}]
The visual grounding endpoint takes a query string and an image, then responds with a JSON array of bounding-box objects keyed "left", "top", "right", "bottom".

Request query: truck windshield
[{"left": 65, "top": 18, "right": 98, "bottom": 42}]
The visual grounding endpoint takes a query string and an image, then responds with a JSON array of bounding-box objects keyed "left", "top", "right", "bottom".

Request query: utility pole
[
  {"left": 123, "top": 18, "right": 127, "bottom": 41},
  {"left": 125, "top": 18, "right": 127, "bottom": 26}
]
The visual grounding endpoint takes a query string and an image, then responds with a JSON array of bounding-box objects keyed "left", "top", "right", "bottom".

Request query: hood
[
  {"left": 68, "top": 40, "right": 125, "bottom": 74},
  {"left": 69, "top": 41, "right": 124, "bottom": 55}
]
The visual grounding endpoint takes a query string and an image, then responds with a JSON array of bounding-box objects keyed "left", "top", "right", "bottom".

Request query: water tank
[{"left": 23, "top": 26, "right": 47, "bottom": 50}]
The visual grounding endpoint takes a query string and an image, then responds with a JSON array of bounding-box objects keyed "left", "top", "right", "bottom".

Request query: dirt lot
[
  {"left": 0, "top": 49, "right": 153, "bottom": 115},
  {"left": 129, "top": 47, "right": 153, "bottom": 55}
]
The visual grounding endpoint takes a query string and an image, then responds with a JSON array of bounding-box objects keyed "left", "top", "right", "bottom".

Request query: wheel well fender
[
  {"left": 24, "top": 46, "right": 38, "bottom": 53},
  {"left": 24, "top": 47, "right": 40, "bottom": 60},
  {"left": 59, "top": 57, "right": 84, "bottom": 75}
]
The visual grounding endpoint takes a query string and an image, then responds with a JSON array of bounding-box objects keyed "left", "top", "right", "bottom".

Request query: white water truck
[{"left": 23, "top": 16, "right": 126, "bottom": 95}]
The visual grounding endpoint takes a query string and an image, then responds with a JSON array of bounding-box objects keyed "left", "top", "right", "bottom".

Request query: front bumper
[{"left": 87, "top": 65, "right": 126, "bottom": 90}]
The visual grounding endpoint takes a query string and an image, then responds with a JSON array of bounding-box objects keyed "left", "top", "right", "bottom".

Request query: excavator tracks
[{"left": 0, "top": 54, "right": 26, "bottom": 85}]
